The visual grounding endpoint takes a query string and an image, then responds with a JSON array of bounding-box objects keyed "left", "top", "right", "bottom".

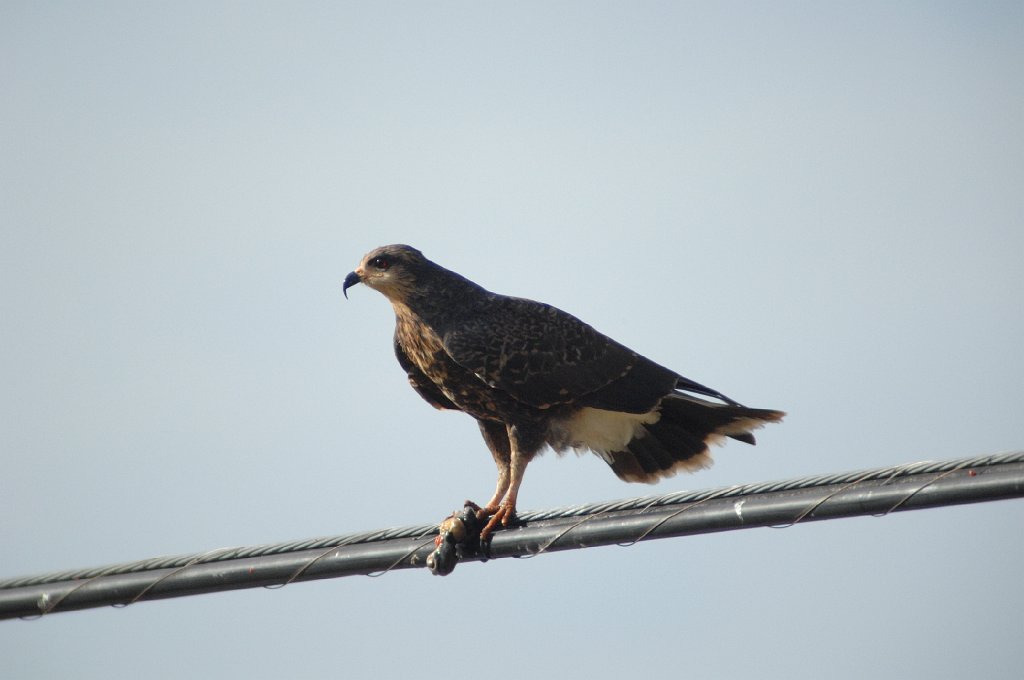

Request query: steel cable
[{"left": 2, "top": 450, "right": 1022, "bottom": 619}]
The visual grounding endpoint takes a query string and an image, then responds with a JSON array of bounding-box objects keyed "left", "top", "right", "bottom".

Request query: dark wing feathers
[
  {"left": 582, "top": 353, "right": 678, "bottom": 413},
  {"left": 673, "top": 375, "right": 742, "bottom": 406},
  {"left": 441, "top": 295, "right": 679, "bottom": 411}
]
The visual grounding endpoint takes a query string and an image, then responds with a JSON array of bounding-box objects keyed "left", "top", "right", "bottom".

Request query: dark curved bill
[{"left": 343, "top": 271, "right": 361, "bottom": 299}]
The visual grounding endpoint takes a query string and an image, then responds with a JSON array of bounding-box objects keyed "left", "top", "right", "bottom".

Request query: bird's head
[{"left": 343, "top": 244, "right": 427, "bottom": 303}]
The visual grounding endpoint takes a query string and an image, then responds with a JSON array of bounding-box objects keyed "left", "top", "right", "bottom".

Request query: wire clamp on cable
[{"left": 427, "top": 504, "right": 485, "bottom": 576}]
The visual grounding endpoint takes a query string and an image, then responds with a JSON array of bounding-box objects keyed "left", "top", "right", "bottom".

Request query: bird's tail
[{"left": 605, "top": 394, "right": 784, "bottom": 483}]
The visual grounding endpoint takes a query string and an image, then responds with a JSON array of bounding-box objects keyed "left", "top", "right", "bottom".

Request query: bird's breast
[
  {"left": 395, "top": 312, "right": 444, "bottom": 371},
  {"left": 394, "top": 312, "right": 507, "bottom": 419}
]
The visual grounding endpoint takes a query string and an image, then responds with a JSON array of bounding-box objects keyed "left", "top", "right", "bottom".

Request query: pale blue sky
[{"left": 2, "top": 3, "right": 1022, "bottom": 678}]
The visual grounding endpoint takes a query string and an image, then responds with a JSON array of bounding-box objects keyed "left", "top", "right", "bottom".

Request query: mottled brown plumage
[{"left": 344, "top": 244, "right": 784, "bottom": 537}]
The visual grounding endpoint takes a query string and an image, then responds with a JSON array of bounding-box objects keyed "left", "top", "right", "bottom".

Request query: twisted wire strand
[
  {"left": 2, "top": 450, "right": 1021, "bottom": 595},
  {"left": 519, "top": 450, "right": 1021, "bottom": 520}
]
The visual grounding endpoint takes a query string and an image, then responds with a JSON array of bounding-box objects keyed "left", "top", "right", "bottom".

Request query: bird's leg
[
  {"left": 479, "top": 452, "right": 525, "bottom": 541},
  {"left": 479, "top": 424, "right": 535, "bottom": 541},
  {"left": 478, "top": 467, "right": 510, "bottom": 517},
  {"left": 470, "top": 419, "right": 512, "bottom": 519}
]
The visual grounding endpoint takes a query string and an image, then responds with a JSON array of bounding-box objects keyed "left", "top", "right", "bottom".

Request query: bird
[{"left": 343, "top": 244, "right": 784, "bottom": 539}]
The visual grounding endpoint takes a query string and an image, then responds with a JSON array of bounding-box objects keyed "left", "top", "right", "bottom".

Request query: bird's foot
[
  {"left": 464, "top": 499, "right": 499, "bottom": 526},
  {"left": 478, "top": 503, "right": 519, "bottom": 543}
]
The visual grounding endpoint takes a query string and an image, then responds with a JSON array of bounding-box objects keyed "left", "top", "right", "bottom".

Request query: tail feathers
[{"left": 606, "top": 394, "right": 784, "bottom": 483}]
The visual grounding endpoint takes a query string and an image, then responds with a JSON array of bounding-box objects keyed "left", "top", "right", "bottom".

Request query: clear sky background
[{"left": 2, "top": 2, "right": 1022, "bottom": 678}]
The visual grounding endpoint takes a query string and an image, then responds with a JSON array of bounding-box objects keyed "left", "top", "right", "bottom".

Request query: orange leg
[
  {"left": 470, "top": 419, "right": 512, "bottom": 520},
  {"left": 474, "top": 465, "right": 510, "bottom": 517},
  {"left": 478, "top": 431, "right": 529, "bottom": 541}
]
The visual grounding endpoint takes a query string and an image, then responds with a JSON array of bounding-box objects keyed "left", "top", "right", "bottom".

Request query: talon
[
  {"left": 480, "top": 515, "right": 497, "bottom": 542},
  {"left": 479, "top": 504, "right": 518, "bottom": 542},
  {"left": 469, "top": 500, "right": 499, "bottom": 524}
]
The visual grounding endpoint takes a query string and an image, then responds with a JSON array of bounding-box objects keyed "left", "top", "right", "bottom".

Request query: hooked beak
[{"left": 343, "top": 271, "right": 361, "bottom": 299}]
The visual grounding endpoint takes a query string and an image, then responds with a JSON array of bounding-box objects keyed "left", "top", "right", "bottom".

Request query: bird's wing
[
  {"left": 441, "top": 296, "right": 645, "bottom": 409},
  {"left": 394, "top": 332, "right": 458, "bottom": 410}
]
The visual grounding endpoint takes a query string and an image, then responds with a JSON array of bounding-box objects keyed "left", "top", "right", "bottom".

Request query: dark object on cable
[
  {"left": 344, "top": 244, "right": 784, "bottom": 541},
  {"left": 427, "top": 503, "right": 485, "bottom": 576}
]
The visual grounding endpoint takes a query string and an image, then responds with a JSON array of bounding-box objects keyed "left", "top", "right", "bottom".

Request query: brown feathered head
[{"left": 343, "top": 244, "right": 427, "bottom": 303}]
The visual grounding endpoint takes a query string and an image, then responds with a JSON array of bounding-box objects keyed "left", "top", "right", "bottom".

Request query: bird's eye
[{"left": 370, "top": 257, "right": 390, "bottom": 271}]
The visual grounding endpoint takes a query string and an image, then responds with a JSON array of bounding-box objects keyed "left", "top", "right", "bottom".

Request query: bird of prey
[{"left": 344, "top": 244, "right": 783, "bottom": 538}]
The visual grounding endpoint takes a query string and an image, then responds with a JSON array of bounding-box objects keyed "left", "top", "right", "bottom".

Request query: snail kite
[{"left": 344, "top": 244, "right": 784, "bottom": 538}]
